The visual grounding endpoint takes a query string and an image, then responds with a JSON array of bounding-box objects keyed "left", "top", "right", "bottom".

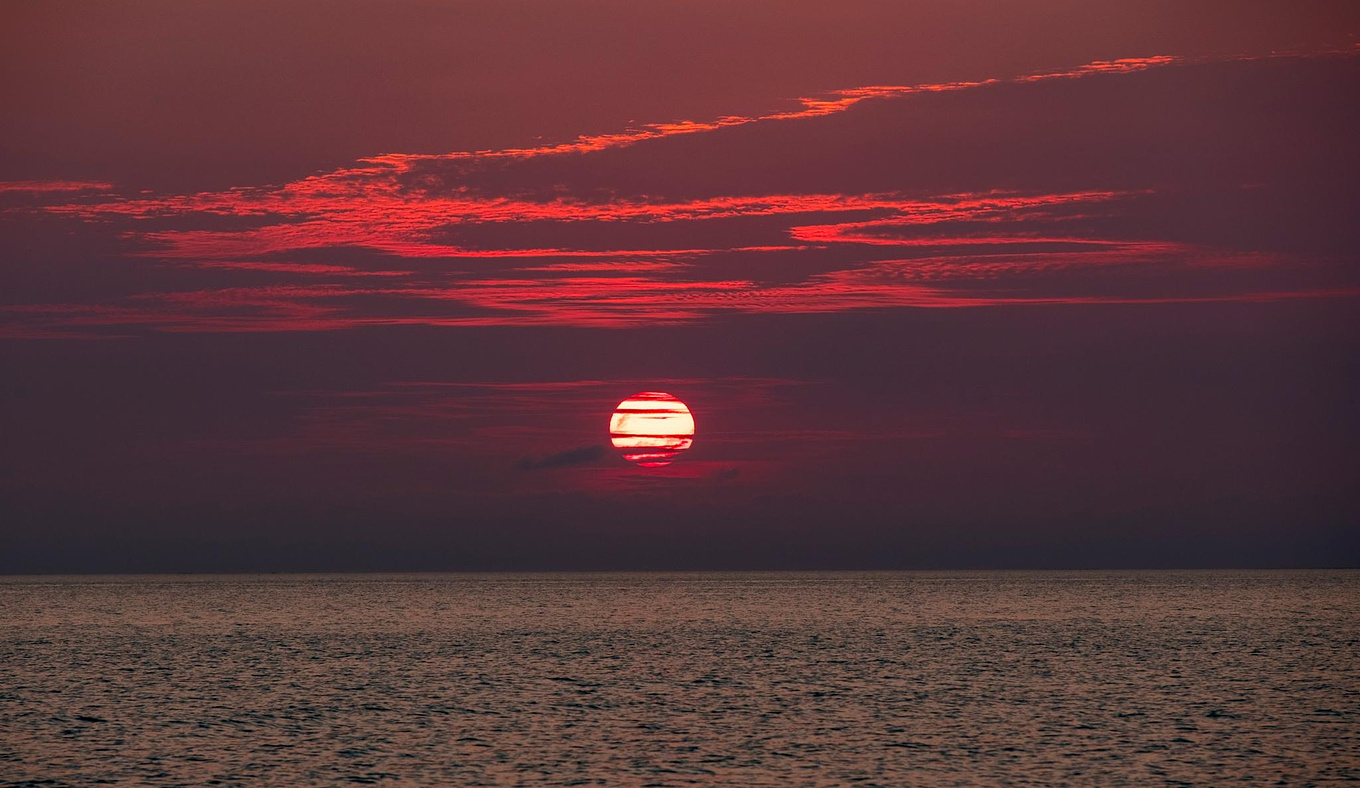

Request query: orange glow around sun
[{"left": 609, "top": 392, "right": 695, "bottom": 467}]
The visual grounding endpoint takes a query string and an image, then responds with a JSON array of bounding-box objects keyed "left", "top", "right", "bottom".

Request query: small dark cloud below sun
[{"left": 514, "top": 444, "right": 608, "bottom": 471}]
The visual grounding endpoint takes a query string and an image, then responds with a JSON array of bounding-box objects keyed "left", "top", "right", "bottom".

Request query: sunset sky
[{"left": 2, "top": 1, "right": 1357, "bottom": 570}]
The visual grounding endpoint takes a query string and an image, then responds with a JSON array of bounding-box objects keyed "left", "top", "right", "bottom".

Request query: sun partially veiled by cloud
[{"left": 2, "top": 49, "right": 1356, "bottom": 338}]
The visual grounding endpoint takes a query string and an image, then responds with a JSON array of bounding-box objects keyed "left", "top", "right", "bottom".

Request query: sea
[{"left": 1, "top": 572, "right": 1357, "bottom": 786}]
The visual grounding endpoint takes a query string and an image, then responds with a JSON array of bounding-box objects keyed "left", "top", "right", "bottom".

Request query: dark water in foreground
[{"left": 1, "top": 572, "right": 1357, "bottom": 786}]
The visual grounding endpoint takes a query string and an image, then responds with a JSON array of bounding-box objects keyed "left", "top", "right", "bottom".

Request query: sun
[{"left": 609, "top": 392, "right": 695, "bottom": 467}]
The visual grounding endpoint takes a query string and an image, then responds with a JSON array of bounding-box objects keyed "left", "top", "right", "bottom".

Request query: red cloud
[{"left": 3, "top": 50, "right": 1356, "bottom": 338}]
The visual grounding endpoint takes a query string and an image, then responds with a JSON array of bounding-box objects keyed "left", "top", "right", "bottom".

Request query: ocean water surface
[{"left": 1, "top": 571, "right": 1357, "bottom": 786}]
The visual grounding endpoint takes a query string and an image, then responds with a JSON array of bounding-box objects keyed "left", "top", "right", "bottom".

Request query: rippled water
[{"left": 1, "top": 572, "right": 1357, "bottom": 786}]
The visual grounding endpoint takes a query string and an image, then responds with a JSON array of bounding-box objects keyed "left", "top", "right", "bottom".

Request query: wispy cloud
[
  {"left": 0, "top": 180, "right": 113, "bottom": 194},
  {"left": 3, "top": 49, "right": 1356, "bottom": 338}
]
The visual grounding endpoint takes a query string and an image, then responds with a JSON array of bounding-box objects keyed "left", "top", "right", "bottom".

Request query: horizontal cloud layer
[{"left": 2, "top": 49, "right": 1356, "bottom": 338}]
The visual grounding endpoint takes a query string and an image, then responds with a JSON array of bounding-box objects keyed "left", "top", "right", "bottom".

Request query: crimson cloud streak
[{"left": 3, "top": 50, "right": 1357, "bottom": 337}]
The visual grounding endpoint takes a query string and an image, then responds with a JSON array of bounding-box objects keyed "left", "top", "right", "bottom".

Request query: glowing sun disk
[{"left": 609, "top": 392, "right": 695, "bottom": 467}]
